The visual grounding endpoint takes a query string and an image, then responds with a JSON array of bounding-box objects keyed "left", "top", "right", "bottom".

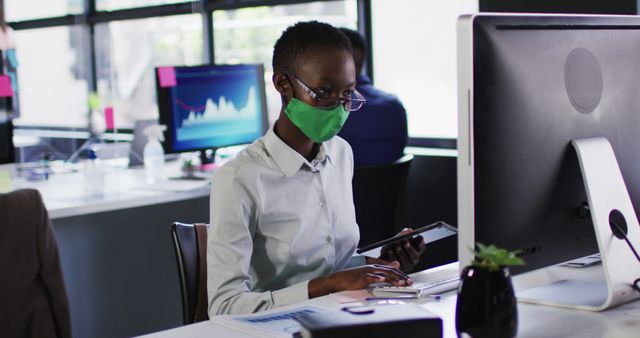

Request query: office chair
[
  {"left": 0, "top": 189, "right": 71, "bottom": 338},
  {"left": 170, "top": 222, "right": 209, "bottom": 324},
  {"left": 352, "top": 154, "right": 414, "bottom": 247}
]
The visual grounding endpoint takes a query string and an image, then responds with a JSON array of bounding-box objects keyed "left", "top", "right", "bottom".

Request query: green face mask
[{"left": 284, "top": 98, "right": 350, "bottom": 143}]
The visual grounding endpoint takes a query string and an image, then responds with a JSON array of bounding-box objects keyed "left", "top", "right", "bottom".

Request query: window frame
[{"left": 7, "top": 0, "right": 454, "bottom": 149}]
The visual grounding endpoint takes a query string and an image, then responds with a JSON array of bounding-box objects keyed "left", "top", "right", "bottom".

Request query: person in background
[
  {"left": 338, "top": 28, "right": 408, "bottom": 166},
  {"left": 207, "top": 21, "right": 425, "bottom": 316}
]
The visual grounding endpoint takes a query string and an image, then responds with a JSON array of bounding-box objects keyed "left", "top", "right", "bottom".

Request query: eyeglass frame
[{"left": 284, "top": 72, "right": 366, "bottom": 112}]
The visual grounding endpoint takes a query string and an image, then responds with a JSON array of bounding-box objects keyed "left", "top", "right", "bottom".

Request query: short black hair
[
  {"left": 272, "top": 21, "right": 352, "bottom": 73},
  {"left": 338, "top": 27, "right": 366, "bottom": 55}
]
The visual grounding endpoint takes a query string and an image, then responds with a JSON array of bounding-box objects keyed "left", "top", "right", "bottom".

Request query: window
[
  {"left": 212, "top": 0, "right": 358, "bottom": 124},
  {"left": 371, "top": 0, "right": 477, "bottom": 140},
  {"left": 6, "top": 0, "right": 358, "bottom": 131},
  {"left": 95, "top": 14, "right": 203, "bottom": 128},
  {"left": 96, "top": 0, "right": 189, "bottom": 11},
  {"left": 5, "top": 0, "right": 83, "bottom": 21},
  {"left": 13, "top": 26, "right": 90, "bottom": 127}
]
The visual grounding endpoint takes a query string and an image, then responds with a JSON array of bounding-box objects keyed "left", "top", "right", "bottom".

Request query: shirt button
[
  {"left": 326, "top": 236, "right": 333, "bottom": 243},
  {"left": 320, "top": 203, "right": 324, "bottom": 208}
]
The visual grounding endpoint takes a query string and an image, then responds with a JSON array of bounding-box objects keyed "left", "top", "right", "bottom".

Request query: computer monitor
[
  {"left": 0, "top": 119, "right": 14, "bottom": 164},
  {"left": 457, "top": 14, "right": 640, "bottom": 309},
  {"left": 155, "top": 64, "right": 268, "bottom": 161}
]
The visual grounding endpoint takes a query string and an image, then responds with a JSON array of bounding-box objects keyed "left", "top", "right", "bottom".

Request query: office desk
[
  {"left": 10, "top": 162, "right": 211, "bottom": 338},
  {"left": 137, "top": 291, "right": 640, "bottom": 338},
  {"left": 139, "top": 296, "right": 640, "bottom": 338},
  {"left": 11, "top": 162, "right": 211, "bottom": 219},
  {"left": 139, "top": 263, "right": 640, "bottom": 338}
]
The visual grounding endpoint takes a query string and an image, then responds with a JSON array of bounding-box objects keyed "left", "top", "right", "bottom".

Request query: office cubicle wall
[{"left": 53, "top": 196, "right": 208, "bottom": 338}]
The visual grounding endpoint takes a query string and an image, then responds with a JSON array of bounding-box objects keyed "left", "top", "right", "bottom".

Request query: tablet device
[{"left": 356, "top": 221, "right": 457, "bottom": 254}]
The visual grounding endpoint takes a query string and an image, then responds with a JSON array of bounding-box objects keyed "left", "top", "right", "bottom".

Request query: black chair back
[
  {"left": 352, "top": 154, "right": 414, "bottom": 246},
  {"left": 170, "top": 222, "right": 209, "bottom": 324}
]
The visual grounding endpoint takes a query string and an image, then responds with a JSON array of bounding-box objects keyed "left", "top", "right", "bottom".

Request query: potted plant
[{"left": 455, "top": 243, "right": 525, "bottom": 338}]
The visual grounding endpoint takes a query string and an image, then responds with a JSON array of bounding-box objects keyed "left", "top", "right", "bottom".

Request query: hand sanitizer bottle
[
  {"left": 143, "top": 124, "right": 167, "bottom": 184},
  {"left": 84, "top": 149, "right": 105, "bottom": 199}
]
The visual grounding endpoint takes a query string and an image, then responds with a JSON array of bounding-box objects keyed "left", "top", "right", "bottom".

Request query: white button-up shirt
[{"left": 207, "top": 127, "right": 364, "bottom": 315}]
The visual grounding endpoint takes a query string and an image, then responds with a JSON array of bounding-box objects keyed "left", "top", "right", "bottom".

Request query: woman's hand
[
  {"left": 308, "top": 261, "right": 412, "bottom": 298},
  {"left": 379, "top": 228, "right": 426, "bottom": 273}
]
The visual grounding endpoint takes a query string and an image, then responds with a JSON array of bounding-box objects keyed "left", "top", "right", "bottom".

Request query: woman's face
[{"left": 286, "top": 46, "right": 356, "bottom": 108}]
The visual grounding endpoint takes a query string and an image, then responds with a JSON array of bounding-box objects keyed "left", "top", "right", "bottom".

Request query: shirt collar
[{"left": 264, "top": 127, "right": 334, "bottom": 177}]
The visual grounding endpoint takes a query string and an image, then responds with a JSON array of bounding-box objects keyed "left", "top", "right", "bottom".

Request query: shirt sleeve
[
  {"left": 399, "top": 102, "right": 408, "bottom": 150},
  {"left": 207, "top": 164, "right": 309, "bottom": 316},
  {"left": 343, "top": 254, "right": 367, "bottom": 269}
]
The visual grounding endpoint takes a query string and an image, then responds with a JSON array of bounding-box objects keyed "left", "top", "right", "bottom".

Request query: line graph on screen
[{"left": 173, "top": 86, "right": 260, "bottom": 142}]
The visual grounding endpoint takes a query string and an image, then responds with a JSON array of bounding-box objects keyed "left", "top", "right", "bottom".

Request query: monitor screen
[
  {"left": 0, "top": 119, "right": 14, "bottom": 164},
  {"left": 457, "top": 14, "right": 640, "bottom": 274},
  {"left": 155, "top": 64, "right": 268, "bottom": 154}
]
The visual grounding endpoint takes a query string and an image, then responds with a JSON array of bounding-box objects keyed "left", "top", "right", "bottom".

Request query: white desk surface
[
  {"left": 10, "top": 161, "right": 211, "bottom": 219},
  {"left": 139, "top": 262, "right": 640, "bottom": 338}
]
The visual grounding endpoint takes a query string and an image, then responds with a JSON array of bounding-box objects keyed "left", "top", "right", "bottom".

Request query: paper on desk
[
  {"left": 604, "top": 318, "right": 640, "bottom": 338},
  {"left": 0, "top": 170, "right": 12, "bottom": 193},
  {"left": 214, "top": 306, "right": 331, "bottom": 338}
]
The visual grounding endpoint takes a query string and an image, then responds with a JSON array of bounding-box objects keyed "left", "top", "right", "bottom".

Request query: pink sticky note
[
  {"left": 0, "top": 75, "right": 13, "bottom": 97},
  {"left": 157, "top": 67, "right": 177, "bottom": 88},
  {"left": 104, "top": 107, "right": 114, "bottom": 130}
]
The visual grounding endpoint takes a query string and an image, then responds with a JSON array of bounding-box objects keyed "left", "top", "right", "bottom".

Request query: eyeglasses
[{"left": 286, "top": 72, "right": 366, "bottom": 112}]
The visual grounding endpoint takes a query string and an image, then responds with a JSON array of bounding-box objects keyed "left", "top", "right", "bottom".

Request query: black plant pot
[{"left": 455, "top": 266, "right": 518, "bottom": 338}]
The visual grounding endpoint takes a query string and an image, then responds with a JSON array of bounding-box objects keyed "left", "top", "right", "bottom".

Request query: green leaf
[{"left": 468, "top": 242, "right": 525, "bottom": 270}]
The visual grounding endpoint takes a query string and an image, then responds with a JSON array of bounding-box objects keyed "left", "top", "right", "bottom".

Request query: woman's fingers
[
  {"left": 365, "top": 264, "right": 412, "bottom": 286},
  {"left": 363, "top": 272, "right": 386, "bottom": 284},
  {"left": 394, "top": 240, "right": 413, "bottom": 267}
]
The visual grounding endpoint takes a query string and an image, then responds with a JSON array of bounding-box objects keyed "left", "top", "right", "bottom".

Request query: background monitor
[
  {"left": 0, "top": 119, "right": 14, "bottom": 164},
  {"left": 155, "top": 64, "right": 268, "bottom": 159},
  {"left": 457, "top": 14, "right": 640, "bottom": 274}
]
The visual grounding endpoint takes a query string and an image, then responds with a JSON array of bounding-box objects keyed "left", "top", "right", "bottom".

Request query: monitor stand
[{"left": 517, "top": 137, "right": 640, "bottom": 311}]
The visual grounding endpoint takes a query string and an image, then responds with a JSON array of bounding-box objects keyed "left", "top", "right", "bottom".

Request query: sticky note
[
  {"left": 157, "top": 67, "right": 177, "bottom": 88},
  {"left": 0, "top": 75, "right": 13, "bottom": 97},
  {"left": 104, "top": 107, "right": 114, "bottom": 130},
  {"left": 89, "top": 93, "right": 100, "bottom": 110},
  {"left": 0, "top": 170, "right": 12, "bottom": 193}
]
